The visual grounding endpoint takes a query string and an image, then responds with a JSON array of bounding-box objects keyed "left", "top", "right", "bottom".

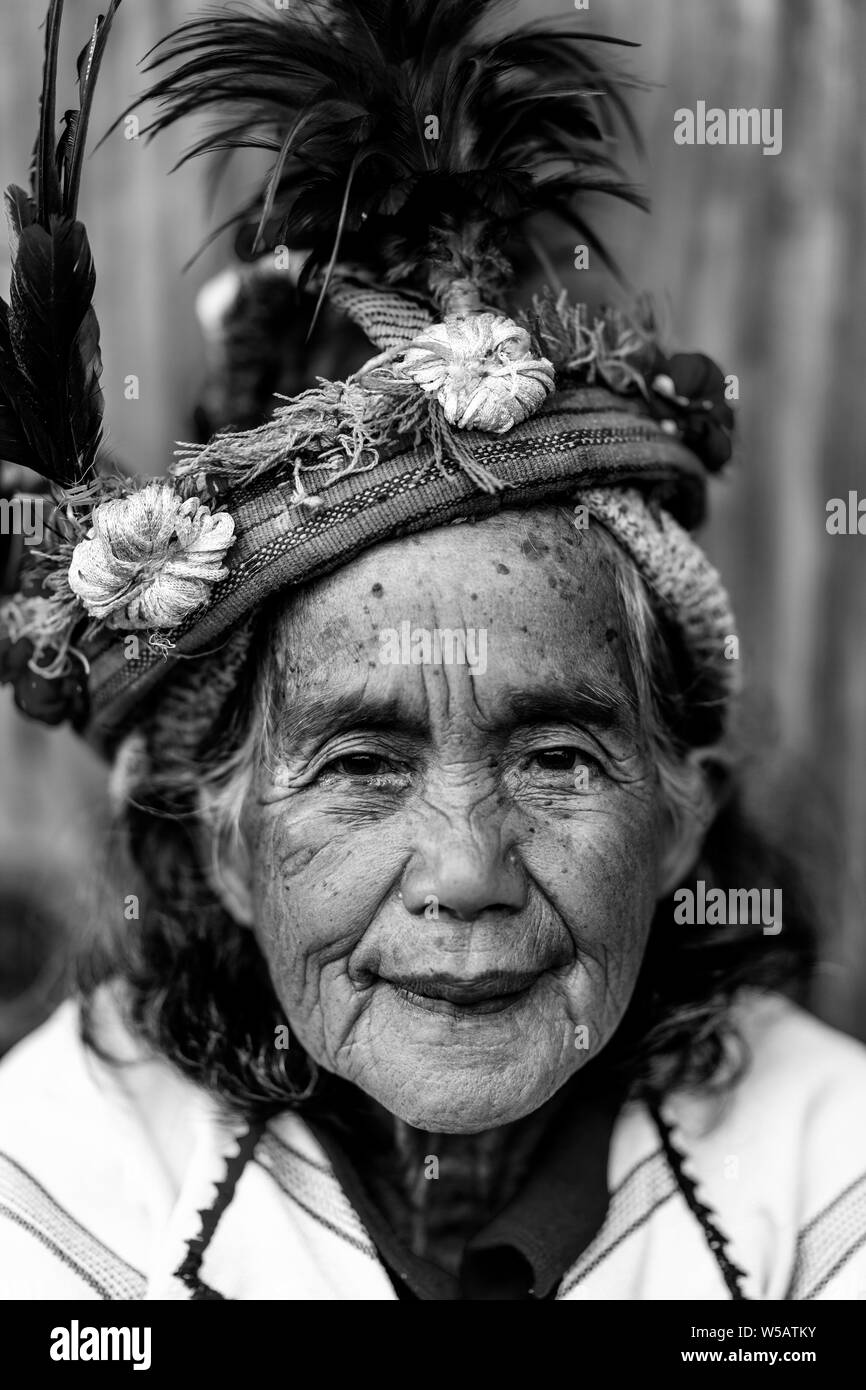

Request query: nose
[{"left": 400, "top": 824, "right": 526, "bottom": 922}]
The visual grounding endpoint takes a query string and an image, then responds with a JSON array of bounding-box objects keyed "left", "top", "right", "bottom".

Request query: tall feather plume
[
  {"left": 132, "top": 0, "right": 646, "bottom": 316},
  {"left": 0, "top": 0, "right": 122, "bottom": 492}
]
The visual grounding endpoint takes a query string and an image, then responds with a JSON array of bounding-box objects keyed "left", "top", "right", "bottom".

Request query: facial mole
[
  {"left": 496, "top": 563, "right": 510, "bottom": 575},
  {"left": 605, "top": 628, "right": 618, "bottom": 643},
  {"left": 371, "top": 583, "right": 384, "bottom": 597}
]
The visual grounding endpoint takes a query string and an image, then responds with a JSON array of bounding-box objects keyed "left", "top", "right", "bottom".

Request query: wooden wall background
[{"left": 0, "top": 0, "right": 864, "bottom": 1042}]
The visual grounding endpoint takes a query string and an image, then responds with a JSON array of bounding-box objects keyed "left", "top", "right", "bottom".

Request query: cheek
[
  {"left": 519, "top": 786, "right": 662, "bottom": 989},
  {"left": 247, "top": 799, "right": 405, "bottom": 1008}
]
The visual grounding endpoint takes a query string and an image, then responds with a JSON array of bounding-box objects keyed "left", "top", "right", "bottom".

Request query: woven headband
[{"left": 0, "top": 0, "right": 738, "bottom": 756}]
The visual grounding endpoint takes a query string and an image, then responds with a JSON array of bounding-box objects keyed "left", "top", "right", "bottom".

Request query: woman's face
[{"left": 241, "top": 507, "right": 673, "bottom": 1132}]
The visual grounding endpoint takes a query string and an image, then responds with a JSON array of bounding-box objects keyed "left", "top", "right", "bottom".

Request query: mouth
[{"left": 382, "top": 969, "right": 542, "bottom": 1017}]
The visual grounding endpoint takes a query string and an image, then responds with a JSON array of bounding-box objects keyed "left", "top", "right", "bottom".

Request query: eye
[
  {"left": 314, "top": 748, "right": 414, "bottom": 791},
  {"left": 533, "top": 747, "right": 579, "bottom": 772},
  {"left": 522, "top": 744, "right": 606, "bottom": 785},
  {"left": 326, "top": 753, "right": 394, "bottom": 777}
]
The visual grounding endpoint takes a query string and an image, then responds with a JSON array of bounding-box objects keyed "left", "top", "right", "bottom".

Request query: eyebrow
[
  {"left": 500, "top": 680, "right": 635, "bottom": 734},
  {"left": 273, "top": 691, "right": 425, "bottom": 748},
  {"left": 271, "top": 673, "right": 634, "bottom": 750}
]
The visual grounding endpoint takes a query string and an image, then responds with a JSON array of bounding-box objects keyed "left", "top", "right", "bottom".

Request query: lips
[{"left": 383, "top": 969, "right": 542, "bottom": 1016}]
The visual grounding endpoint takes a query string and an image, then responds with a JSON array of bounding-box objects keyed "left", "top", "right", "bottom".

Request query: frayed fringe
[
  {"left": 171, "top": 362, "right": 508, "bottom": 499},
  {"left": 1, "top": 591, "right": 89, "bottom": 681},
  {"left": 148, "top": 632, "right": 177, "bottom": 660},
  {"left": 519, "top": 290, "right": 660, "bottom": 398},
  {"left": 1, "top": 510, "right": 95, "bottom": 682}
]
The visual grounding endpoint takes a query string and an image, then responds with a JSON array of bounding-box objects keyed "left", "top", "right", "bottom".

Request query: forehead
[{"left": 271, "top": 506, "right": 637, "bottom": 726}]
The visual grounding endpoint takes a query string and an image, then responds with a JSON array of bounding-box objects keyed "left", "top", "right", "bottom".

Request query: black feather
[
  {"left": 7, "top": 203, "right": 102, "bottom": 485},
  {"left": 0, "top": 0, "right": 123, "bottom": 489},
  {"left": 131, "top": 0, "right": 646, "bottom": 307},
  {"left": 0, "top": 307, "right": 38, "bottom": 470},
  {"left": 65, "top": 2, "right": 123, "bottom": 218},
  {"left": 32, "top": 0, "right": 64, "bottom": 223}
]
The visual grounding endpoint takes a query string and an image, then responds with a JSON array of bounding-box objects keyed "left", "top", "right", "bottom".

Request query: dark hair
[{"left": 79, "top": 527, "right": 817, "bottom": 1116}]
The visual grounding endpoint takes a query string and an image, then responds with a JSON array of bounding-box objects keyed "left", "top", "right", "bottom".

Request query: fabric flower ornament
[
  {"left": 647, "top": 352, "right": 735, "bottom": 473},
  {"left": 399, "top": 312, "right": 556, "bottom": 433},
  {"left": 68, "top": 481, "right": 235, "bottom": 630}
]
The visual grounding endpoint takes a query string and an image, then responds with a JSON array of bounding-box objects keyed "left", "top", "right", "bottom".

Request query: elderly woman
[{"left": 0, "top": 0, "right": 865, "bottom": 1303}]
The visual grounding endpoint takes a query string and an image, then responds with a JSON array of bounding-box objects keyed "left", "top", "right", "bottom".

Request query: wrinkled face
[{"left": 242, "top": 507, "right": 673, "bottom": 1132}]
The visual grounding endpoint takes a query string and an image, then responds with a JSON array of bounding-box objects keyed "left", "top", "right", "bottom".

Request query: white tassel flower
[
  {"left": 67, "top": 481, "right": 235, "bottom": 631},
  {"left": 399, "top": 312, "right": 556, "bottom": 433}
]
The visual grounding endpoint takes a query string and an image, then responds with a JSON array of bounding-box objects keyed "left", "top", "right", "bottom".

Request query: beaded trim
[
  {"left": 174, "top": 1120, "right": 266, "bottom": 1301},
  {"left": 649, "top": 1102, "right": 749, "bottom": 1300}
]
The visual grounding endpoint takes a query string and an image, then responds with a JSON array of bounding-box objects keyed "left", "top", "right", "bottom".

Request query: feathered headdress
[
  {"left": 0, "top": 0, "right": 736, "bottom": 749},
  {"left": 0, "top": 0, "right": 116, "bottom": 488},
  {"left": 0, "top": 0, "right": 122, "bottom": 724},
  {"left": 133, "top": 0, "right": 646, "bottom": 309}
]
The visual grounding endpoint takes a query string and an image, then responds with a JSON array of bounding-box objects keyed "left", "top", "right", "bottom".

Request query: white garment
[{"left": 0, "top": 991, "right": 864, "bottom": 1301}]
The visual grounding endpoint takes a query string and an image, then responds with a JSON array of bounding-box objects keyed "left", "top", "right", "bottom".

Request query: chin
[{"left": 358, "top": 1062, "right": 571, "bottom": 1134}]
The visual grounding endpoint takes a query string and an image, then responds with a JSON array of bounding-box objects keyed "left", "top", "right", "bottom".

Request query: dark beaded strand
[
  {"left": 174, "top": 1119, "right": 266, "bottom": 1300},
  {"left": 650, "top": 1102, "right": 749, "bottom": 1300}
]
